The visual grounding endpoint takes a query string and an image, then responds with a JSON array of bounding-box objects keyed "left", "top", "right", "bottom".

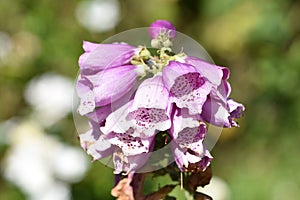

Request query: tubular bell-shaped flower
[
  {"left": 200, "top": 65, "right": 245, "bottom": 127},
  {"left": 201, "top": 96, "right": 245, "bottom": 128},
  {"left": 101, "top": 75, "right": 172, "bottom": 138},
  {"left": 129, "top": 74, "right": 172, "bottom": 137},
  {"left": 76, "top": 42, "right": 144, "bottom": 115},
  {"left": 184, "top": 56, "right": 244, "bottom": 127},
  {"left": 170, "top": 107, "right": 212, "bottom": 172}
]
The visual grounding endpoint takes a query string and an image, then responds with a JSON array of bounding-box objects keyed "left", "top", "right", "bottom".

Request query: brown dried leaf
[
  {"left": 111, "top": 177, "right": 134, "bottom": 200},
  {"left": 187, "top": 166, "right": 212, "bottom": 192}
]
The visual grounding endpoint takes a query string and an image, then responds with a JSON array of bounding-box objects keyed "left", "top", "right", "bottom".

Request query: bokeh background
[{"left": 0, "top": 0, "right": 299, "bottom": 199}]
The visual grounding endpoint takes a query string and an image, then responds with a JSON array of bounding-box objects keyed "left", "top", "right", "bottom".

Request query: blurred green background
[{"left": 0, "top": 0, "right": 299, "bottom": 199}]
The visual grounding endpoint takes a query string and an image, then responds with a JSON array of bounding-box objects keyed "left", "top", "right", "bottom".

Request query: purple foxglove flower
[
  {"left": 129, "top": 75, "right": 172, "bottom": 137},
  {"left": 201, "top": 96, "right": 245, "bottom": 128},
  {"left": 149, "top": 20, "right": 176, "bottom": 39},
  {"left": 185, "top": 56, "right": 231, "bottom": 102},
  {"left": 101, "top": 75, "right": 172, "bottom": 138},
  {"left": 79, "top": 41, "right": 140, "bottom": 75},
  {"left": 185, "top": 56, "right": 245, "bottom": 127},
  {"left": 163, "top": 61, "right": 212, "bottom": 115},
  {"left": 172, "top": 143, "right": 212, "bottom": 172},
  {"left": 170, "top": 107, "right": 212, "bottom": 172},
  {"left": 77, "top": 41, "right": 142, "bottom": 115},
  {"left": 76, "top": 65, "right": 141, "bottom": 115},
  {"left": 79, "top": 120, "right": 114, "bottom": 161}
]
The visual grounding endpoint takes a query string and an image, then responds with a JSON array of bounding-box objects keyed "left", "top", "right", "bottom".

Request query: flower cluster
[{"left": 76, "top": 20, "right": 244, "bottom": 175}]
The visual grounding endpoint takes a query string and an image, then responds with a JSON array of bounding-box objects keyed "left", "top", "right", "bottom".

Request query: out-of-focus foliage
[{"left": 0, "top": 0, "right": 299, "bottom": 199}]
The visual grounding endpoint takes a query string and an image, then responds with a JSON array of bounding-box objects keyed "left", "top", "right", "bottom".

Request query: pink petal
[
  {"left": 86, "top": 89, "right": 136, "bottom": 124},
  {"left": 185, "top": 57, "right": 224, "bottom": 86},
  {"left": 172, "top": 142, "right": 212, "bottom": 172},
  {"left": 100, "top": 101, "right": 134, "bottom": 136},
  {"left": 113, "top": 150, "right": 152, "bottom": 175},
  {"left": 218, "top": 79, "right": 232, "bottom": 99},
  {"left": 76, "top": 76, "right": 95, "bottom": 115},
  {"left": 170, "top": 107, "right": 206, "bottom": 155},
  {"left": 130, "top": 75, "right": 169, "bottom": 110},
  {"left": 101, "top": 76, "right": 172, "bottom": 139},
  {"left": 101, "top": 100, "right": 162, "bottom": 138},
  {"left": 76, "top": 75, "right": 92, "bottom": 97},
  {"left": 169, "top": 107, "right": 211, "bottom": 171},
  {"left": 77, "top": 90, "right": 95, "bottom": 115},
  {"left": 209, "top": 67, "right": 231, "bottom": 101},
  {"left": 201, "top": 97, "right": 231, "bottom": 127},
  {"left": 228, "top": 99, "right": 245, "bottom": 114},
  {"left": 202, "top": 97, "right": 245, "bottom": 128},
  {"left": 106, "top": 128, "right": 155, "bottom": 156},
  {"left": 82, "top": 41, "right": 100, "bottom": 52},
  {"left": 175, "top": 124, "right": 206, "bottom": 153},
  {"left": 79, "top": 121, "right": 114, "bottom": 161},
  {"left": 85, "top": 65, "right": 138, "bottom": 106},
  {"left": 79, "top": 43, "right": 140, "bottom": 74},
  {"left": 86, "top": 104, "right": 111, "bottom": 124},
  {"left": 162, "top": 61, "right": 198, "bottom": 90}
]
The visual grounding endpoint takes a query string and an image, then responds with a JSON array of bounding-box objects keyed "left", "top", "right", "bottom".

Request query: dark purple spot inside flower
[
  {"left": 176, "top": 126, "right": 205, "bottom": 147},
  {"left": 170, "top": 73, "right": 205, "bottom": 98},
  {"left": 130, "top": 108, "right": 169, "bottom": 123},
  {"left": 111, "top": 128, "right": 148, "bottom": 152}
]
